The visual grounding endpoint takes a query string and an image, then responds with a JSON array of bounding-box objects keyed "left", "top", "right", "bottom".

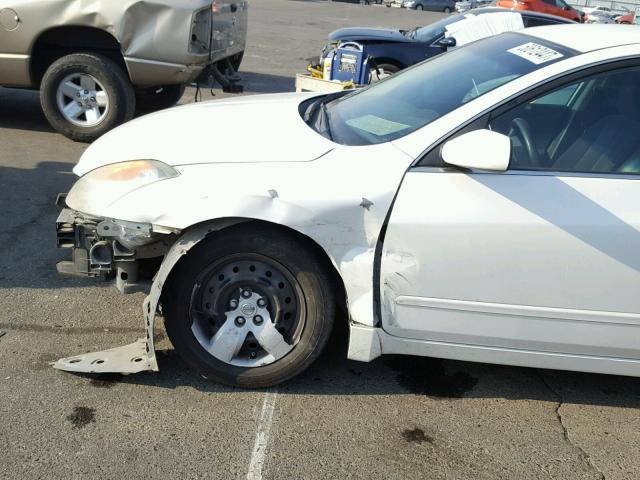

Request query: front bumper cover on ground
[{"left": 53, "top": 297, "right": 159, "bottom": 373}]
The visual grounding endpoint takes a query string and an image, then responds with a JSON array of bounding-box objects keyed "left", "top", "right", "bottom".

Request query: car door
[
  {"left": 553, "top": 0, "right": 577, "bottom": 20},
  {"left": 538, "top": 0, "right": 559, "bottom": 16},
  {"left": 423, "top": 0, "right": 441, "bottom": 12},
  {"left": 380, "top": 63, "right": 640, "bottom": 360}
]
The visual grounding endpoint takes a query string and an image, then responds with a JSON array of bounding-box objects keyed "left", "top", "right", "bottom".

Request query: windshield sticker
[
  {"left": 507, "top": 42, "right": 563, "bottom": 65},
  {"left": 346, "top": 115, "right": 411, "bottom": 136}
]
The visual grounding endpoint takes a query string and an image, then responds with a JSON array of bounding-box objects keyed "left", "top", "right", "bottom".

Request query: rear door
[{"left": 380, "top": 62, "right": 640, "bottom": 360}]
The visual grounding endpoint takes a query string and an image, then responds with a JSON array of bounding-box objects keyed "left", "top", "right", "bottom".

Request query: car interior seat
[{"left": 550, "top": 71, "right": 640, "bottom": 173}]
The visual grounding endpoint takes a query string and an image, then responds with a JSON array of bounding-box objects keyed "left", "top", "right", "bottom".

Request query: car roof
[
  {"left": 523, "top": 24, "right": 640, "bottom": 52},
  {"left": 471, "top": 7, "right": 574, "bottom": 23}
]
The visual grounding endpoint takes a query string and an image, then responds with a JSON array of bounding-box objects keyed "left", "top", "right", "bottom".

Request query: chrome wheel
[
  {"left": 55, "top": 73, "right": 109, "bottom": 127},
  {"left": 189, "top": 254, "right": 305, "bottom": 368}
]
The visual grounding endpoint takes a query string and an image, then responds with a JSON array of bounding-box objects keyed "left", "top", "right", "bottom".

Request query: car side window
[
  {"left": 522, "top": 17, "right": 560, "bottom": 28},
  {"left": 487, "top": 67, "right": 640, "bottom": 174}
]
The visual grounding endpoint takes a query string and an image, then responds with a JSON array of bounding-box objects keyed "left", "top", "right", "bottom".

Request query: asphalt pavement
[{"left": 1, "top": 1, "right": 639, "bottom": 479}]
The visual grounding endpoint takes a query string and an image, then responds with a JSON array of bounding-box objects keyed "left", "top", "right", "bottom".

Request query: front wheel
[
  {"left": 163, "top": 224, "right": 336, "bottom": 388},
  {"left": 443, "top": 6, "right": 452, "bottom": 13},
  {"left": 40, "top": 53, "right": 135, "bottom": 142}
]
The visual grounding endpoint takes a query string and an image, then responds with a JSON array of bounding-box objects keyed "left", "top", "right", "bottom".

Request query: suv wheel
[
  {"left": 163, "top": 224, "right": 336, "bottom": 388},
  {"left": 40, "top": 53, "right": 135, "bottom": 142}
]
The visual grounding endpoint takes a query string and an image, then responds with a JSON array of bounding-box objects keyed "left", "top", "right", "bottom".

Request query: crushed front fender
[{"left": 52, "top": 220, "right": 242, "bottom": 375}]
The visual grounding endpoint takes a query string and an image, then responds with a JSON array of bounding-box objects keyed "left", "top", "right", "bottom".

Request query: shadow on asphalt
[
  {"left": 0, "top": 159, "right": 97, "bottom": 290},
  {"left": 237, "top": 71, "right": 296, "bottom": 94},
  {"left": 72, "top": 318, "right": 640, "bottom": 409},
  {"left": 0, "top": 88, "right": 53, "bottom": 134}
]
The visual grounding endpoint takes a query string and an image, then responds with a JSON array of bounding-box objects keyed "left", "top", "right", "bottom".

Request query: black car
[{"left": 324, "top": 8, "right": 574, "bottom": 77}]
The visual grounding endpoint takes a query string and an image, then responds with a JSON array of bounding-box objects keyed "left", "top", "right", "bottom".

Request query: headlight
[{"left": 66, "top": 160, "right": 179, "bottom": 214}]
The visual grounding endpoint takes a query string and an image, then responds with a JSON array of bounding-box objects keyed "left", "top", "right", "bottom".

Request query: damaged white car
[{"left": 55, "top": 25, "right": 640, "bottom": 387}]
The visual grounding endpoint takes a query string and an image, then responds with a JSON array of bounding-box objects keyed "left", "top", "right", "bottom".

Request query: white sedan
[{"left": 54, "top": 25, "right": 640, "bottom": 387}]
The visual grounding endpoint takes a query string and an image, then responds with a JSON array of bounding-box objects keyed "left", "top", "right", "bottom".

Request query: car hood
[
  {"left": 73, "top": 92, "right": 335, "bottom": 176},
  {"left": 328, "top": 27, "right": 413, "bottom": 43}
]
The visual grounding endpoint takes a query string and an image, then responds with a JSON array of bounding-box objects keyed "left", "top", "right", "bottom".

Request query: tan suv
[{"left": 0, "top": 1, "right": 248, "bottom": 141}]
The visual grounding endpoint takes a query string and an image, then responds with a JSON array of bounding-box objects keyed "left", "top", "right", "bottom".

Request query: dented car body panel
[
  {"left": 65, "top": 93, "right": 415, "bottom": 328},
  {"left": 0, "top": 0, "right": 248, "bottom": 87}
]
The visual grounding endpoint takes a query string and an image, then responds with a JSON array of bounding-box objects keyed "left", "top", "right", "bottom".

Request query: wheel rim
[
  {"left": 189, "top": 253, "right": 305, "bottom": 368},
  {"left": 371, "top": 67, "right": 395, "bottom": 83},
  {"left": 56, "top": 73, "right": 109, "bottom": 127}
]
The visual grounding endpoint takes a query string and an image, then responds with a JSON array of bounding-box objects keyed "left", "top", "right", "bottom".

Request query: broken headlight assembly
[
  {"left": 58, "top": 160, "right": 180, "bottom": 291},
  {"left": 66, "top": 159, "right": 179, "bottom": 214}
]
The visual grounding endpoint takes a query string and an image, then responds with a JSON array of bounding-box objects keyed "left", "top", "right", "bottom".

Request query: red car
[
  {"left": 616, "top": 12, "right": 635, "bottom": 24},
  {"left": 496, "top": 0, "right": 582, "bottom": 22}
]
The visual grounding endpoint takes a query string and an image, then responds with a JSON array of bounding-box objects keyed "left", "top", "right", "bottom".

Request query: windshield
[
  {"left": 411, "top": 14, "right": 466, "bottom": 42},
  {"left": 312, "top": 33, "right": 574, "bottom": 146}
]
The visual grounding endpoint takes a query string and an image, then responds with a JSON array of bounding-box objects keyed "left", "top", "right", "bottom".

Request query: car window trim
[
  {"left": 410, "top": 167, "right": 640, "bottom": 180},
  {"left": 413, "top": 56, "right": 640, "bottom": 175}
]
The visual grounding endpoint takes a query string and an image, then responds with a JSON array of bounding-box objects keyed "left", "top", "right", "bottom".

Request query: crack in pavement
[
  {"left": 0, "top": 322, "right": 142, "bottom": 335},
  {"left": 537, "top": 371, "right": 606, "bottom": 480}
]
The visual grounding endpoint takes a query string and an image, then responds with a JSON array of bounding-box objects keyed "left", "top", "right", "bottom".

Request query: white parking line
[{"left": 246, "top": 387, "right": 279, "bottom": 480}]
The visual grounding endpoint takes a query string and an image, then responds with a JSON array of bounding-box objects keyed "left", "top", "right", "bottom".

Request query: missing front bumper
[{"left": 55, "top": 207, "right": 171, "bottom": 292}]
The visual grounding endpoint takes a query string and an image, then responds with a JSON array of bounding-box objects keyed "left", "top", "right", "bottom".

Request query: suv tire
[{"left": 40, "top": 53, "right": 135, "bottom": 142}]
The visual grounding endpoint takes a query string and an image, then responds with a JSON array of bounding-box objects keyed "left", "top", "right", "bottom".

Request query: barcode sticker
[{"left": 507, "top": 42, "right": 563, "bottom": 65}]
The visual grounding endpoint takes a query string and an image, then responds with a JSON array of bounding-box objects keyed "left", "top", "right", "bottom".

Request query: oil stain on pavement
[
  {"left": 385, "top": 356, "right": 478, "bottom": 398},
  {"left": 402, "top": 428, "right": 434, "bottom": 444},
  {"left": 67, "top": 406, "right": 96, "bottom": 429}
]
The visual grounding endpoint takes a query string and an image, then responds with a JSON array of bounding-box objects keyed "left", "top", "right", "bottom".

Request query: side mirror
[
  {"left": 441, "top": 130, "right": 511, "bottom": 172},
  {"left": 437, "top": 37, "right": 457, "bottom": 50}
]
